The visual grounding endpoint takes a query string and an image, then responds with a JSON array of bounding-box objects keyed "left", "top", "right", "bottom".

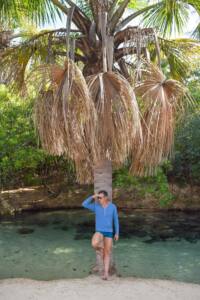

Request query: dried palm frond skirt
[
  {"left": 130, "top": 62, "right": 190, "bottom": 176},
  {"left": 87, "top": 71, "right": 142, "bottom": 167},
  {"left": 33, "top": 59, "right": 97, "bottom": 183}
]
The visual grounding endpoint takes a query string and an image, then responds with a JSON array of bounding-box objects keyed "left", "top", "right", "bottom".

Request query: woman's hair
[{"left": 98, "top": 190, "right": 108, "bottom": 197}]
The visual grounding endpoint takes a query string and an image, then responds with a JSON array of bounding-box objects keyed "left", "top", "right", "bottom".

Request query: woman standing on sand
[{"left": 82, "top": 190, "right": 119, "bottom": 280}]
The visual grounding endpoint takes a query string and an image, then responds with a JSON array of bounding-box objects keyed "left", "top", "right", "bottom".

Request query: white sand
[{"left": 0, "top": 275, "right": 200, "bottom": 300}]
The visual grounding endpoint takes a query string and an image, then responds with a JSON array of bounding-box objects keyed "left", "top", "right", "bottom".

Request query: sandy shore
[{"left": 0, "top": 275, "right": 200, "bottom": 300}]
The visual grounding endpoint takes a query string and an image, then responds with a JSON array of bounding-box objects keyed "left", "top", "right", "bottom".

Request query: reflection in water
[{"left": 0, "top": 209, "right": 200, "bottom": 283}]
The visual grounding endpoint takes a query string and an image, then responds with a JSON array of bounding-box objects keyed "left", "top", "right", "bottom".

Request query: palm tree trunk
[{"left": 91, "top": 159, "right": 117, "bottom": 276}]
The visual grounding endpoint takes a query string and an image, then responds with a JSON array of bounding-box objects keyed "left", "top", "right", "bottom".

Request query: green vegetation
[
  {"left": 168, "top": 70, "right": 200, "bottom": 185},
  {"left": 113, "top": 167, "right": 174, "bottom": 207},
  {"left": 170, "top": 113, "right": 200, "bottom": 185},
  {"left": 0, "top": 86, "right": 75, "bottom": 188}
]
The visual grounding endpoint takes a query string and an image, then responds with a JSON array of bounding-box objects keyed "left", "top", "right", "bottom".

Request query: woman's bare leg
[{"left": 102, "top": 237, "right": 113, "bottom": 280}]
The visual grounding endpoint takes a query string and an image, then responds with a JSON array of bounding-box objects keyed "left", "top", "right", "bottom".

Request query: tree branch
[
  {"left": 109, "top": 0, "right": 129, "bottom": 34},
  {"left": 65, "top": 0, "right": 90, "bottom": 20},
  {"left": 115, "top": 46, "right": 146, "bottom": 60},
  {"left": 116, "top": 3, "right": 158, "bottom": 32},
  {"left": 51, "top": 0, "right": 69, "bottom": 15},
  {"left": 89, "top": 0, "right": 98, "bottom": 25},
  {"left": 108, "top": 0, "right": 118, "bottom": 20},
  {"left": 114, "top": 26, "right": 154, "bottom": 48},
  {"left": 118, "top": 58, "right": 130, "bottom": 80},
  {"left": 54, "top": 51, "right": 87, "bottom": 62},
  {"left": 55, "top": 36, "right": 92, "bottom": 57},
  {"left": 51, "top": 0, "right": 91, "bottom": 33}
]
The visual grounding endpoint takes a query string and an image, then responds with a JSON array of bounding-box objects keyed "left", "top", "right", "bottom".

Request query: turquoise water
[{"left": 0, "top": 209, "right": 200, "bottom": 283}]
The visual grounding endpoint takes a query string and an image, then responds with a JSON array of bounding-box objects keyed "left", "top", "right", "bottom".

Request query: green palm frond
[
  {"left": 142, "top": 0, "right": 190, "bottom": 37},
  {"left": 0, "top": 45, "right": 33, "bottom": 90},
  {"left": 159, "top": 38, "right": 200, "bottom": 80},
  {"left": 75, "top": 0, "right": 93, "bottom": 19},
  {"left": 0, "top": 0, "right": 20, "bottom": 27},
  {"left": 186, "top": 0, "right": 200, "bottom": 14},
  {"left": 128, "top": 0, "right": 148, "bottom": 9},
  {"left": 27, "top": 0, "right": 63, "bottom": 25},
  {"left": 117, "top": 0, "right": 148, "bottom": 9},
  {"left": 0, "top": 28, "right": 70, "bottom": 90},
  {"left": 0, "top": 0, "right": 63, "bottom": 26}
]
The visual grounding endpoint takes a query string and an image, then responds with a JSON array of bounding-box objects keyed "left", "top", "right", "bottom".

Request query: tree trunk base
[
  {"left": 93, "top": 159, "right": 117, "bottom": 276},
  {"left": 90, "top": 239, "right": 117, "bottom": 276}
]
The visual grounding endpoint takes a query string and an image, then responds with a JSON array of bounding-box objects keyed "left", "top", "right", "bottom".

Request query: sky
[{"left": 183, "top": 8, "right": 199, "bottom": 37}]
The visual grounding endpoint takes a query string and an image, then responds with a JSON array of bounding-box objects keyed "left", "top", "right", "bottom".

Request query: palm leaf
[
  {"left": 192, "top": 22, "right": 200, "bottom": 40},
  {"left": 0, "top": 0, "right": 63, "bottom": 26},
  {"left": 75, "top": 0, "right": 93, "bottom": 19},
  {"left": 130, "top": 62, "right": 191, "bottom": 176},
  {"left": 33, "top": 59, "right": 97, "bottom": 184},
  {"left": 0, "top": 45, "right": 33, "bottom": 90},
  {"left": 186, "top": 0, "right": 200, "bottom": 14},
  {"left": 109, "top": 0, "right": 129, "bottom": 33},
  {"left": 142, "top": 0, "right": 190, "bottom": 38},
  {"left": 159, "top": 38, "right": 200, "bottom": 80},
  {"left": 116, "top": 2, "right": 157, "bottom": 31},
  {"left": 0, "top": 27, "right": 80, "bottom": 90},
  {"left": 87, "top": 71, "right": 142, "bottom": 166}
]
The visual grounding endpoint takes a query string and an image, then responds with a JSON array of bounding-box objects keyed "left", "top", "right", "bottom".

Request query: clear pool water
[{"left": 0, "top": 209, "right": 200, "bottom": 283}]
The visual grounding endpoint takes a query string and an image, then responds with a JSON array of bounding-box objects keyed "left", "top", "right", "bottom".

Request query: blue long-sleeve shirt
[{"left": 82, "top": 195, "right": 119, "bottom": 235}]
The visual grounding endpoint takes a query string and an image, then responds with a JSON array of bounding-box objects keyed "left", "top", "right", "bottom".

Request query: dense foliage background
[
  {"left": 0, "top": 86, "right": 76, "bottom": 188},
  {"left": 168, "top": 70, "right": 200, "bottom": 185}
]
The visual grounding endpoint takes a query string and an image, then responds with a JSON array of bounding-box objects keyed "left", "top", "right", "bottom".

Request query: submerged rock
[
  {"left": 52, "top": 220, "right": 62, "bottom": 225},
  {"left": 61, "top": 226, "right": 68, "bottom": 231},
  {"left": 17, "top": 227, "right": 35, "bottom": 235},
  {"left": 36, "top": 220, "right": 49, "bottom": 227}
]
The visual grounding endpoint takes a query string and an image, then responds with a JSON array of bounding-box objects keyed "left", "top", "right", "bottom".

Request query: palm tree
[{"left": 0, "top": 0, "right": 199, "bottom": 275}]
